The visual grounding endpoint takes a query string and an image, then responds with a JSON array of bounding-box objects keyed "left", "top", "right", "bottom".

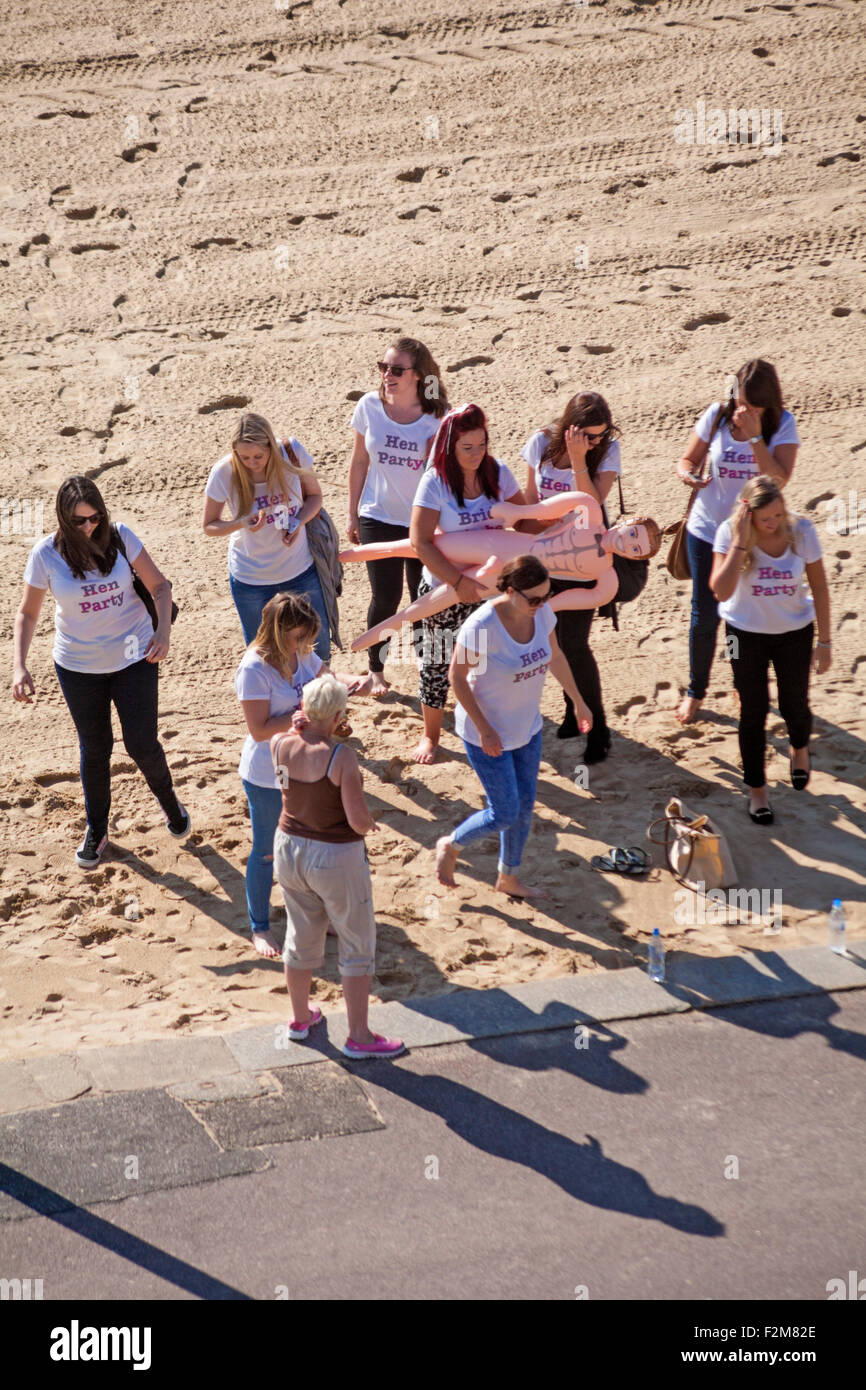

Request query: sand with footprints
[{"left": 1, "top": 0, "right": 864, "bottom": 1058}]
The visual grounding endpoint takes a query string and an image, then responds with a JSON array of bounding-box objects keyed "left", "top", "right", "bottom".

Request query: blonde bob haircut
[
  {"left": 730, "top": 475, "right": 799, "bottom": 573},
  {"left": 302, "top": 673, "right": 348, "bottom": 726},
  {"left": 253, "top": 592, "right": 319, "bottom": 673},
  {"left": 228, "top": 412, "right": 308, "bottom": 518}
]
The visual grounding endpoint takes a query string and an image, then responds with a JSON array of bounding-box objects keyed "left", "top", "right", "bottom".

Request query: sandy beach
[{"left": 1, "top": 0, "right": 864, "bottom": 1061}]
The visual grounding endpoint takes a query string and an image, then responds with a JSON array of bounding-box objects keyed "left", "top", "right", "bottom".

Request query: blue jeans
[
  {"left": 453, "top": 730, "right": 542, "bottom": 873},
  {"left": 685, "top": 531, "right": 720, "bottom": 700},
  {"left": 242, "top": 779, "right": 283, "bottom": 933},
  {"left": 229, "top": 563, "right": 330, "bottom": 660},
  {"left": 55, "top": 659, "right": 179, "bottom": 836}
]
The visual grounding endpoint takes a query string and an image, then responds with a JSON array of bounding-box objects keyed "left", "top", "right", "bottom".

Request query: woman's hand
[
  {"left": 144, "top": 627, "right": 171, "bottom": 663},
  {"left": 812, "top": 644, "right": 832, "bottom": 675},
  {"left": 281, "top": 522, "right": 305, "bottom": 549},
  {"left": 733, "top": 403, "right": 762, "bottom": 440},
  {"left": 347, "top": 512, "right": 361, "bottom": 545},
  {"left": 12, "top": 667, "right": 35, "bottom": 703},
  {"left": 732, "top": 499, "right": 752, "bottom": 549},
  {"left": 575, "top": 698, "right": 593, "bottom": 734},
  {"left": 246, "top": 510, "right": 266, "bottom": 532},
  {"left": 455, "top": 573, "right": 487, "bottom": 604},
  {"left": 478, "top": 723, "right": 503, "bottom": 757},
  {"left": 677, "top": 464, "right": 711, "bottom": 489},
  {"left": 565, "top": 425, "right": 591, "bottom": 470}
]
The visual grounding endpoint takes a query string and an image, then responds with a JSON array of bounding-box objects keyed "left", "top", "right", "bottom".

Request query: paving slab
[
  {"left": 0, "top": 1090, "right": 268, "bottom": 1222},
  {"left": 168, "top": 1073, "right": 279, "bottom": 1104},
  {"left": 83, "top": 1036, "right": 236, "bottom": 1093},
  {"left": 186, "top": 1063, "right": 385, "bottom": 1149},
  {"left": 0, "top": 1058, "right": 46, "bottom": 1116},
  {"left": 21, "top": 1052, "right": 93, "bottom": 1104}
]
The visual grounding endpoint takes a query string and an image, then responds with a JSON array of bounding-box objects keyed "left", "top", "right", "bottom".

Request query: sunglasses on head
[
  {"left": 377, "top": 361, "right": 413, "bottom": 378},
  {"left": 519, "top": 588, "right": 551, "bottom": 608},
  {"left": 72, "top": 511, "right": 101, "bottom": 528}
]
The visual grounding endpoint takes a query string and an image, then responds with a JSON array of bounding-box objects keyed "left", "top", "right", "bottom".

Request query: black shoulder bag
[{"left": 113, "top": 526, "right": 178, "bottom": 630}]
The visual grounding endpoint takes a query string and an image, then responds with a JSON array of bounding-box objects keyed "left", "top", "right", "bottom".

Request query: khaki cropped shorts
[{"left": 273, "top": 829, "right": 376, "bottom": 977}]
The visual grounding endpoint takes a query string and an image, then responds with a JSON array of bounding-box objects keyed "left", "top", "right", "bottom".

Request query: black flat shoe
[
  {"left": 556, "top": 712, "right": 580, "bottom": 740},
  {"left": 583, "top": 730, "right": 612, "bottom": 764},
  {"left": 748, "top": 803, "right": 774, "bottom": 825},
  {"left": 790, "top": 752, "right": 811, "bottom": 790}
]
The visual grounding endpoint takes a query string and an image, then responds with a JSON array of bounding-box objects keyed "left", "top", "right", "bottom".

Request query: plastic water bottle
[
  {"left": 648, "top": 928, "right": 665, "bottom": 982},
  {"left": 828, "top": 900, "right": 847, "bottom": 955}
]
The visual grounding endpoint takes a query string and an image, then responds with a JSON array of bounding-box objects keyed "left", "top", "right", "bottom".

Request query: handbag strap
[
  {"left": 646, "top": 812, "right": 701, "bottom": 887},
  {"left": 673, "top": 404, "right": 727, "bottom": 526}
]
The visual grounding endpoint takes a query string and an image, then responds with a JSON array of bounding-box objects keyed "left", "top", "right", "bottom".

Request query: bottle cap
[
  {"left": 652, "top": 927, "right": 660, "bottom": 936},
  {"left": 832, "top": 899, "right": 843, "bottom": 908}
]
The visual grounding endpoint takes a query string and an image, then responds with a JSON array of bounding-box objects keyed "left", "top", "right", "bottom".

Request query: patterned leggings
[{"left": 417, "top": 577, "right": 481, "bottom": 710}]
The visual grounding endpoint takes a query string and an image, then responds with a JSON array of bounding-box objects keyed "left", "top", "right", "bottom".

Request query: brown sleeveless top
[{"left": 276, "top": 740, "right": 361, "bottom": 844}]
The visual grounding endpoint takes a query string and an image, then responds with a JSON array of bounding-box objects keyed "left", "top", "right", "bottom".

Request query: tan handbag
[
  {"left": 664, "top": 405, "right": 725, "bottom": 580},
  {"left": 647, "top": 798, "right": 737, "bottom": 891}
]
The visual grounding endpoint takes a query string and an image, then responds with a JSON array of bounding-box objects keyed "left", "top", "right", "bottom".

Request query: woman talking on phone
[{"left": 675, "top": 360, "right": 800, "bottom": 724}]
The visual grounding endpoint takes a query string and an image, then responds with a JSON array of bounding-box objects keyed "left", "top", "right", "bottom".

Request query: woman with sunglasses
[
  {"left": 675, "top": 360, "right": 799, "bottom": 725},
  {"left": 520, "top": 391, "right": 621, "bottom": 762},
  {"left": 436, "top": 556, "right": 592, "bottom": 898},
  {"left": 347, "top": 337, "right": 448, "bottom": 694},
  {"left": 410, "top": 402, "right": 526, "bottom": 764},
  {"left": 12, "top": 476, "right": 189, "bottom": 869},
  {"left": 203, "top": 411, "right": 330, "bottom": 659}
]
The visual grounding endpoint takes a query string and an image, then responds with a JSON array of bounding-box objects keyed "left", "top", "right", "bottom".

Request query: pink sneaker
[
  {"left": 288, "top": 1007, "right": 323, "bottom": 1041},
  {"left": 342, "top": 1033, "right": 405, "bottom": 1060}
]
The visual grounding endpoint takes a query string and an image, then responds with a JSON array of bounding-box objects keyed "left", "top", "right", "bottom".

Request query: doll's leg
[
  {"left": 490, "top": 492, "right": 600, "bottom": 527},
  {"left": 340, "top": 539, "right": 417, "bottom": 563},
  {"left": 351, "top": 564, "right": 498, "bottom": 652}
]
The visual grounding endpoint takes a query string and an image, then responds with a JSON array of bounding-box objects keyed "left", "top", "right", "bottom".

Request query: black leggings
[
  {"left": 548, "top": 576, "right": 607, "bottom": 729},
  {"left": 358, "top": 516, "right": 423, "bottom": 673},
  {"left": 726, "top": 621, "right": 813, "bottom": 788}
]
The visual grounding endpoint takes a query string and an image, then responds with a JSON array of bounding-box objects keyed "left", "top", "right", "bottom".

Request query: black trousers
[
  {"left": 54, "top": 658, "right": 179, "bottom": 836},
  {"left": 358, "top": 516, "right": 423, "bottom": 673},
  {"left": 548, "top": 576, "right": 607, "bottom": 730},
  {"left": 726, "top": 621, "right": 813, "bottom": 788}
]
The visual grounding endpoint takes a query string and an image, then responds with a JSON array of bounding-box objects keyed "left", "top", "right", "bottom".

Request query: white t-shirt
[
  {"left": 687, "top": 404, "right": 800, "bottom": 544},
  {"left": 235, "top": 647, "right": 324, "bottom": 788},
  {"left": 352, "top": 392, "right": 440, "bottom": 527},
  {"left": 522, "top": 429, "right": 621, "bottom": 499},
  {"left": 205, "top": 439, "right": 315, "bottom": 584},
  {"left": 412, "top": 460, "right": 521, "bottom": 586},
  {"left": 714, "top": 516, "right": 822, "bottom": 634},
  {"left": 454, "top": 601, "right": 557, "bottom": 751},
  {"left": 23, "top": 523, "right": 155, "bottom": 674}
]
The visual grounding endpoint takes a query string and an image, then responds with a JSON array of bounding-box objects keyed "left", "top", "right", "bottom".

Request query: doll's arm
[
  {"left": 490, "top": 491, "right": 601, "bottom": 527},
  {"left": 548, "top": 567, "right": 618, "bottom": 612}
]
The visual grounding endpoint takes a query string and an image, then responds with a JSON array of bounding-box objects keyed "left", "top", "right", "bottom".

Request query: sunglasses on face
[
  {"left": 519, "top": 588, "right": 552, "bottom": 608},
  {"left": 72, "top": 512, "right": 101, "bottom": 528},
  {"left": 582, "top": 428, "right": 607, "bottom": 442},
  {"left": 377, "top": 362, "right": 413, "bottom": 378}
]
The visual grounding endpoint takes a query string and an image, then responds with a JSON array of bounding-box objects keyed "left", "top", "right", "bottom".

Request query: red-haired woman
[
  {"left": 520, "top": 390, "right": 622, "bottom": 761},
  {"left": 409, "top": 403, "right": 525, "bottom": 763},
  {"left": 12, "top": 476, "right": 188, "bottom": 869},
  {"left": 347, "top": 337, "right": 448, "bottom": 694}
]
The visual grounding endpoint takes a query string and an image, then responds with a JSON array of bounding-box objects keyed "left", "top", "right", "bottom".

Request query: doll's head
[{"left": 603, "top": 516, "right": 661, "bottom": 559}]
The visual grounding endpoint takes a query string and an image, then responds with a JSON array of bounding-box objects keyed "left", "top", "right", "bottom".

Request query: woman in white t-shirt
[
  {"left": 675, "top": 360, "right": 800, "bottom": 725},
  {"left": 436, "top": 556, "right": 592, "bottom": 899},
  {"left": 203, "top": 411, "right": 330, "bottom": 659},
  {"left": 347, "top": 337, "right": 448, "bottom": 694},
  {"left": 409, "top": 402, "right": 526, "bottom": 764},
  {"left": 520, "top": 390, "right": 622, "bottom": 761},
  {"left": 710, "top": 476, "right": 830, "bottom": 825},
  {"left": 12, "top": 476, "right": 189, "bottom": 870},
  {"left": 235, "top": 591, "right": 368, "bottom": 956}
]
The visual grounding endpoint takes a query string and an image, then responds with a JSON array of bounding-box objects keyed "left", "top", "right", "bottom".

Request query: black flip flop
[{"left": 590, "top": 846, "right": 650, "bottom": 876}]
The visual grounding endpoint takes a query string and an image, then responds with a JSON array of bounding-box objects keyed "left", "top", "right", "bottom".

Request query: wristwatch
[{"left": 748, "top": 435, "right": 762, "bottom": 445}]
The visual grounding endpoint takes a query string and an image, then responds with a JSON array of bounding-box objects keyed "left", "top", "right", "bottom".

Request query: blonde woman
[
  {"left": 271, "top": 674, "right": 404, "bottom": 1058},
  {"left": 203, "top": 411, "right": 329, "bottom": 658},
  {"left": 710, "top": 475, "right": 830, "bottom": 825},
  {"left": 236, "top": 592, "right": 366, "bottom": 956}
]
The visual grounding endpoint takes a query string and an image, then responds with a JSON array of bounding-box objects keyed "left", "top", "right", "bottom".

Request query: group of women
[{"left": 12, "top": 340, "right": 832, "bottom": 1056}]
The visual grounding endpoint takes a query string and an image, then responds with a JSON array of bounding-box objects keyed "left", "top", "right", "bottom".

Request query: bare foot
[
  {"left": 495, "top": 873, "right": 548, "bottom": 900},
  {"left": 355, "top": 672, "right": 389, "bottom": 697},
  {"left": 435, "top": 836, "right": 459, "bottom": 887},
  {"left": 252, "top": 931, "right": 280, "bottom": 958},
  {"left": 412, "top": 735, "right": 438, "bottom": 765},
  {"left": 675, "top": 696, "right": 702, "bottom": 725}
]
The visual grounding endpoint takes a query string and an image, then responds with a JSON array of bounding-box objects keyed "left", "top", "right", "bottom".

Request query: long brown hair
[
  {"left": 379, "top": 336, "right": 449, "bottom": 418},
  {"left": 720, "top": 360, "right": 784, "bottom": 443},
  {"left": 428, "top": 403, "right": 499, "bottom": 506},
  {"left": 541, "top": 391, "right": 621, "bottom": 481},
  {"left": 496, "top": 555, "right": 549, "bottom": 593},
  {"left": 252, "top": 591, "right": 319, "bottom": 674},
  {"left": 226, "top": 413, "right": 308, "bottom": 518},
  {"left": 54, "top": 476, "right": 119, "bottom": 579}
]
